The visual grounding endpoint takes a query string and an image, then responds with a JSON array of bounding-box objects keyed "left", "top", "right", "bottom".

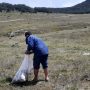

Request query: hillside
[
  {"left": 35, "top": 0, "right": 90, "bottom": 13},
  {"left": 0, "top": 0, "right": 90, "bottom": 13},
  {"left": 74, "top": 0, "right": 90, "bottom": 8},
  {"left": 67, "top": 0, "right": 90, "bottom": 13}
]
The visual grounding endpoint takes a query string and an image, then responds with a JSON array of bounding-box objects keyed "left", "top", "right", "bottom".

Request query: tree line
[
  {"left": 0, "top": 3, "right": 33, "bottom": 12},
  {"left": 0, "top": 1, "right": 90, "bottom": 14}
]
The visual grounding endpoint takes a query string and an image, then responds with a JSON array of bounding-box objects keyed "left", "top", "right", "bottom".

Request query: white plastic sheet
[{"left": 11, "top": 55, "right": 33, "bottom": 83}]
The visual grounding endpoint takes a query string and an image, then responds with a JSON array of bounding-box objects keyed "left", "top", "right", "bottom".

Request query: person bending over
[{"left": 25, "top": 31, "right": 49, "bottom": 81}]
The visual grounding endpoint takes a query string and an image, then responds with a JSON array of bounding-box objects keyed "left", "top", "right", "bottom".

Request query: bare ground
[{"left": 0, "top": 13, "right": 90, "bottom": 90}]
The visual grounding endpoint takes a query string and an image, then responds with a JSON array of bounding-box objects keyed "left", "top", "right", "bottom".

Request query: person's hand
[
  {"left": 25, "top": 50, "right": 30, "bottom": 54},
  {"left": 25, "top": 50, "right": 33, "bottom": 54}
]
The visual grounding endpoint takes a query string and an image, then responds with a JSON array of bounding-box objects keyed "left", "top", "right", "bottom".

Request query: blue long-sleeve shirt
[{"left": 26, "top": 35, "right": 48, "bottom": 56}]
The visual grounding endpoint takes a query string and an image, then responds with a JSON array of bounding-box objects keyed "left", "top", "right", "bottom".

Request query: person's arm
[
  {"left": 25, "top": 46, "right": 33, "bottom": 54},
  {"left": 25, "top": 37, "right": 34, "bottom": 54}
]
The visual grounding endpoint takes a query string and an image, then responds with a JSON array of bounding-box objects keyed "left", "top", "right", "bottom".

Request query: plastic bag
[{"left": 11, "top": 55, "right": 33, "bottom": 83}]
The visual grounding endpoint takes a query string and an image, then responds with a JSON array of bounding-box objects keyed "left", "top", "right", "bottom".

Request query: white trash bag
[{"left": 11, "top": 55, "right": 33, "bottom": 83}]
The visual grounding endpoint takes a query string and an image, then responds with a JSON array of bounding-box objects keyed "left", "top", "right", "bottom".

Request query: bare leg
[
  {"left": 44, "top": 68, "right": 49, "bottom": 81},
  {"left": 33, "top": 69, "right": 39, "bottom": 80}
]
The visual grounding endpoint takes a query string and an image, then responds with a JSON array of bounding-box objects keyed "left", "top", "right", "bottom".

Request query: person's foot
[
  {"left": 45, "top": 77, "right": 49, "bottom": 82},
  {"left": 32, "top": 77, "right": 38, "bottom": 82}
]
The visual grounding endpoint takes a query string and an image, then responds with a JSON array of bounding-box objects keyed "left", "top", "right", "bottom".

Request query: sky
[{"left": 0, "top": 0, "right": 85, "bottom": 8}]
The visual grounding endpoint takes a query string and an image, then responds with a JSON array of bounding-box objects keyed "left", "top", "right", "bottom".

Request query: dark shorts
[{"left": 33, "top": 54, "right": 48, "bottom": 69}]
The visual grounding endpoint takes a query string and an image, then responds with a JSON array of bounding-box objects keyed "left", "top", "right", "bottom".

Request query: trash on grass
[
  {"left": 11, "top": 55, "right": 33, "bottom": 83},
  {"left": 83, "top": 52, "right": 90, "bottom": 56}
]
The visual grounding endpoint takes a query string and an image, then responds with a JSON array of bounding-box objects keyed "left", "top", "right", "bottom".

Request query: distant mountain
[
  {"left": 0, "top": 0, "right": 90, "bottom": 14},
  {"left": 58, "top": 0, "right": 90, "bottom": 13},
  {"left": 73, "top": 0, "right": 90, "bottom": 8},
  {"left": 34, "top": 0, "right": 90, "bottom": 14}
]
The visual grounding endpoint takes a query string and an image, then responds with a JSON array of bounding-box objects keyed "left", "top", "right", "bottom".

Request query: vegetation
[
  {"left": 0, "top": 3, "right": 33, "bottom": 13},
  {"left": 0, "top": 0, "right": 90, "bottom": 14},
  {"left": 0, "top": 12, "right": 90, "bottom": 90}
]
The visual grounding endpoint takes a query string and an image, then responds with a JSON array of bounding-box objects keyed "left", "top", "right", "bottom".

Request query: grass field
[{"left": 0, "top": 12, "right": 90, "bottom": 90}]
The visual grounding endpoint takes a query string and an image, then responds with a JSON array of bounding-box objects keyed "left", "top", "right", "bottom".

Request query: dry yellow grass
[{"left": 0, "top": 12, "right": 90, "bottom": 90}]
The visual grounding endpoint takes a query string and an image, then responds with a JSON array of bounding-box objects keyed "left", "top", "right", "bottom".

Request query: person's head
[
  {"left": 25, "top": 31, "right": 32, "bottom": 37},
  {"left": 25, "top": 31, "right": 32, "bottom": 44}
]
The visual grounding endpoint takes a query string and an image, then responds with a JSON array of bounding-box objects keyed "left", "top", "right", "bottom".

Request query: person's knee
[
  {"left": 34, "top": 65, "right": 40, "bottom": 69},
  {"left": 42, "top": 60, "right": 48, "bottom": 69},
  {"left": 33, "top": 59, "right": 40, "bottom": 69},
  {"left": 42, "top": 64, "right": 48, "bottom": 69}
]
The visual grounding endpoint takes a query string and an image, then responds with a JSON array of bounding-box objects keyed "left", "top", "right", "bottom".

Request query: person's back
[{"left": 27, "top": 35, "right": 48, "bottom": 56}]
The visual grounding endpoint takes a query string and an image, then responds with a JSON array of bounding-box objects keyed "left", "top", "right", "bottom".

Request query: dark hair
[{"left": 25, "top": 31, "right": 32, "bottom": 37}]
